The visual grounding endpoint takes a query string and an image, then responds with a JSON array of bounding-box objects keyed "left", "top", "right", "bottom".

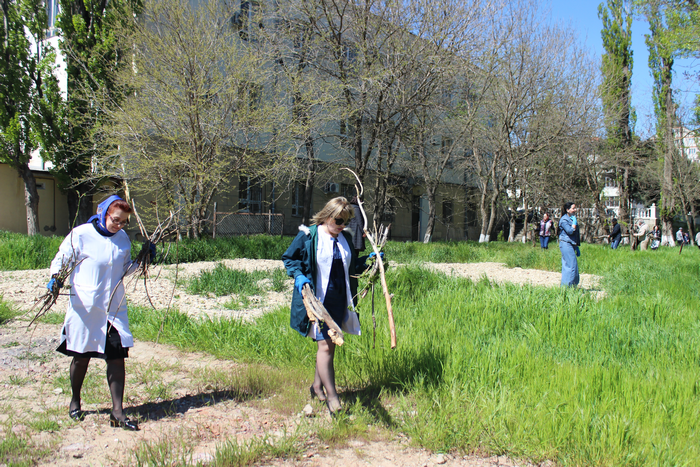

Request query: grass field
[{"left": 2, "top": 231, "right": 699, "bottom": 466}]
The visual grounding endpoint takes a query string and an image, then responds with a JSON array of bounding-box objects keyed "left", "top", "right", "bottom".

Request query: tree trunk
[
  {"left": 661, "top": 97, "right": 676, "bottom": 247},
  {"left": 486, "top": 189, "right": 499, "bottom": 241},
  {"left": 508, "top": 212, "right": 516, "bottom": 242},
  {"left": 478, "top": 186, "right": 489, "bottom": 242},
  {"left": 17, "top": 163, "right": 40, "bottom": 235},
  {"left": 302, "top": 145, "right": 315, "bottom": 226},
  {"left": 423, "top": 186, "right": 436, "bottom": 243}
]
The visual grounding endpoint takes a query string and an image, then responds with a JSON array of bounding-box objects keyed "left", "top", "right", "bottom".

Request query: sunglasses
[
  {"left": 108, "top": 215, "right": 129, "bottom": 227},
  {"left": 333, "top": 218, "right": 348, "bottom": 226}
]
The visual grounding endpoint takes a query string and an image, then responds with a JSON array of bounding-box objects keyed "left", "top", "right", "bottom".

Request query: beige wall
[{"left": 0, "top": 163, "right": 71, "bottom": 236}]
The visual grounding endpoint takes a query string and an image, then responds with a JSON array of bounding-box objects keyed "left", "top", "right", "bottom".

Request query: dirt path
[{"left": 0, "top": 260, "right": 593, "bottom": 466}]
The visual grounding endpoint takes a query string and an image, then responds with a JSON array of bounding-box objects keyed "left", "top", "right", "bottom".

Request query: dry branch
[
  {"left": 26, "top": 257, "right": 84, "bottom": 328},
  {"left": 342, "top": 168, "right": 397, "bottom": 349},
  {"left": 301, "top": 284, "right": 344, "bottom": 346}
]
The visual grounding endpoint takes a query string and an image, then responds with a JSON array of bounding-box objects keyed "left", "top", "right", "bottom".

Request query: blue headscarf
[{"left": 87, "top": 195, "right": 124, "bottom": 237}]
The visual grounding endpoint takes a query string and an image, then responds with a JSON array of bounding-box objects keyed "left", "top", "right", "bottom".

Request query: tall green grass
[
  {"left": 129, "top": 242, "right": 700, "bottom": 466},
  {"left": 186, "top": 264, "right": 288, "bottom": 296},
  {"left": 158, "top": 235, "right": 292, "bottom": 264},
  {"left": 0, "top": 231, "right": 292, "bottom": 270},
  {"left": 0, "top": 231, "right": 64, "bottom": 270}
]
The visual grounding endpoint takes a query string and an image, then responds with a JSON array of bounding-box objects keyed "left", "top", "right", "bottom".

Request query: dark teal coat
[{"left": 282, "top": 225, "right": 366, "bottom": 337}]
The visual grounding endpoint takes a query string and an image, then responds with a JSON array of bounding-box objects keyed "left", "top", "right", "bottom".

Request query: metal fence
[{"left": 212, "top": 211, "right": 284, "bottom": 237}]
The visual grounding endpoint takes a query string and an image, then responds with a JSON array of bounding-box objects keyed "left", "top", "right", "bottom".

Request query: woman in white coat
[{"left": 49, "top": 195, "right": 153, "bottom": 430}]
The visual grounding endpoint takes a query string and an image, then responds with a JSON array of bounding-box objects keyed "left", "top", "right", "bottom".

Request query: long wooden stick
[{"left": 342, "top": 168, "right": 397, "bottom": 349}]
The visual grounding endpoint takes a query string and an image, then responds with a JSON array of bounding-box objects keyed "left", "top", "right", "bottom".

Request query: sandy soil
[{"left": 0, "top": 260, "right": 595, "bottom": 467}]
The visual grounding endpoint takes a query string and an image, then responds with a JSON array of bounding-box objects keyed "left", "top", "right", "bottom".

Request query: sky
[{"left": 547, "top": 0, "right": 699, "bottom": 138}]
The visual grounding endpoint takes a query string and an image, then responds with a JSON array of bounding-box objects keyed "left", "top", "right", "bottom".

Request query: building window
[
  {"left": 341, "top": 183, "right": 355, "bottom": 201},
  {"left": 605, "top": 177, "right": 617, "bottom": 188},
  {"left": 239, "top": 176, "right": 262, "bottom": 213},
  {"left": 442, "top": 201, "right": 453, "bottom": 224},
  {"left": 441, "top": 138, "right": 454, "bottom": 168},
  {"left": 381, "top": 199, "right": 396, "bottom": 222},
  {"left": 292, "top": 182, "right": 305, "bottom": 217},
  {"left": 231, "top": 0, "right": 262, "bottom": 41},
  {"left": 339, "top": 119, "right": 355, "bottom": 149},
  {"left": 237, "top": 81, "right": 262, "bottom": 111}
]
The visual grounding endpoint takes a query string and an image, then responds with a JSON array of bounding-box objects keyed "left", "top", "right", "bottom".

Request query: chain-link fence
[{"left": 212, "top": 212, "right": 284, "bottom": 237}]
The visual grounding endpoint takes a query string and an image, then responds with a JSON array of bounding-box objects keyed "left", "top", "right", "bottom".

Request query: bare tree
[
  {"left": 95, "top": 0, "right": 288, "bottom": 238},
  {"left": 456, "top": 1, "right": 600, "bottom": 242},
  {"left": 299, "top": 0, "right": 473, "bottom": 224}
]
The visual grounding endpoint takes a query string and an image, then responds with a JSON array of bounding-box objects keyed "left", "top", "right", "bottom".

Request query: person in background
[
  {"left": 695, "top": 229, "right": 700, "bottom": 249},
  {"left": 346, "top": 196, "right": 366, "bottom": 256},
  {"left": 558, "top": 202, "right": 580, "bottom": 287},
  {"left": 49, "top": 195, "right": 155, "bottom": 431},
  {"left": 539, "top": 213, "right": 553, "bottom": 249},
  {"left": 650, "top": 224, "right": 661, "bottom": 250},
  {"left": 608, "top": 218, "right": 622, "bottom": 249},
  {"left": 282, "top": 197, "right": 370, "bottom": 415},
  {"left": 676, "top": 227, "right": 686, "bottom": 245},
  {"left": 632, "top": 220, "right": 648, "bottom": 250}
]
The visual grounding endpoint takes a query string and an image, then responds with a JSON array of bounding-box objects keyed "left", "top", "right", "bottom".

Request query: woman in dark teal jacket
[{"left": 282, "top": 197, "right": 367, "bottom": 414}]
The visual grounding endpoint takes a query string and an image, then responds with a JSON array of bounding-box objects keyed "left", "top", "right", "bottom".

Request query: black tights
[{"left": 69, "top": 357, "right": 127, "bottom": 421}]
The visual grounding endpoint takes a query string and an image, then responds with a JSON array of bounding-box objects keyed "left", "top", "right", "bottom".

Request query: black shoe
[
  {"left": 109, "top": 413, "right": 139, "bottom": 431},
  {"left": 326, "top": 400, "right": 344, "bottom": 418},
  {"left": 309, "top": 385, "right": 326, "bottom": 402},
  {"left": 69, "top": 409, "right": 85, "bottom": 421}
]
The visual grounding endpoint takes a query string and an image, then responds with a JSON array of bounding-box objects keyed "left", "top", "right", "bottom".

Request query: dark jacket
[
  {"left": 282, "top": 225, "right": 367, "bottom": 337},
  {"left": 346, "top": 204, "right": 366, "bottom": 251},
  {"left": 610, "top": 223, "right": 621, "bottom": 241}
]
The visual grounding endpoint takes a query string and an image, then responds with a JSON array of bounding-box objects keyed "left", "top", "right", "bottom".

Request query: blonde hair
[{"left": 311, "top": 197, "right": 355, "bottom": 225}]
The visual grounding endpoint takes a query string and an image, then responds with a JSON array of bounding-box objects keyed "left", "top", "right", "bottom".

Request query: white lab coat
[{"left": 50, "top": 223, "right": 138, "bottom": 354}]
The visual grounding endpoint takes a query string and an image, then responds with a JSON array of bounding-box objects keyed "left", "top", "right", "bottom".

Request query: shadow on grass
[
  {"left": 86, "top": 388, "right": 262, "bottom": 423},
  {"left": 340, "top": 345, "right": 447, "bottom": 427}
]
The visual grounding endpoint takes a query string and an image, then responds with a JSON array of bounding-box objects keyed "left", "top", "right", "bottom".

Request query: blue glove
[
  {"left": 47, "top": 276, "right": 63, "bottom": 292},
  {"left": 571, "top": 215, "right": 578, "bottom": 227},
  {"left": 368, "top": 252, "right": 385, "bottom": 260},
  {"left": 295, "top": 275, "right": 311, "bottom": 295},
  {"left": 575, "top": 246, "right": 581, "bottom": 257}
]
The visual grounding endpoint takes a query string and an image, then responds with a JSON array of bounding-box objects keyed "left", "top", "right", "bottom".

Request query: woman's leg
[
  {"left": 543, "top": 236, "right": 550, "bottom": 249},
  {"left": 540, "top": 236, "right": 545, "bottom": 249},
  {"left": 316, "top": 339, "right": 341, "bottom": 412},
  {"left": 69, "top": 357, "right": 91, "bottom": 412},
  {"left": 106, "top": 358, "right": 126, "bottom": 420},
  {"left": 312, "top": 365, "right": 326, "bottom": 401}
]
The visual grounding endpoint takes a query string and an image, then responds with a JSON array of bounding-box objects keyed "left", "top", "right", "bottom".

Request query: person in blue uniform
[
  {"left": 558, "top": 202, "right": 580, "bottom": 287},
  {"left": 282, "top": 197, "right": 368, "bottom": 415}
]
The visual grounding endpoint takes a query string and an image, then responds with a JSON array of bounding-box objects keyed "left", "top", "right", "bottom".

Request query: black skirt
[{"left": 56, "top": 324, "right": 130, "bottom": 360}]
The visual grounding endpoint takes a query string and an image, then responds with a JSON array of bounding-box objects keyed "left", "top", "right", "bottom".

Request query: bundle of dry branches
[
  {"left": 301, "top": 284, "right": 344, "bottom": 346},
  {"left": 26, "top": 256, "right": 84, "bottom": 328},
  {"left": 106, "top": 203, "right": 179, "bottom": 331}
]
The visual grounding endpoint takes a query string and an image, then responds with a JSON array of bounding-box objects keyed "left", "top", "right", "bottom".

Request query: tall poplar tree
[
  {"left": 44, "top": 0, "right": 142, "bottom": 226},
  {"left": 599, "top": 0, "right": 634, "bottom": 229},
  {"left": 645, "top": 2, "right": 678, "bottom": 245},
  {"left": 1, "top": 0, "right": 61, "bottom": 235}
]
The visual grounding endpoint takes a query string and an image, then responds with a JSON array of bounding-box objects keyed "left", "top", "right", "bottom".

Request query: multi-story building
[{"left": 1, "top": 0, "right": 477, "bottom": 242}]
